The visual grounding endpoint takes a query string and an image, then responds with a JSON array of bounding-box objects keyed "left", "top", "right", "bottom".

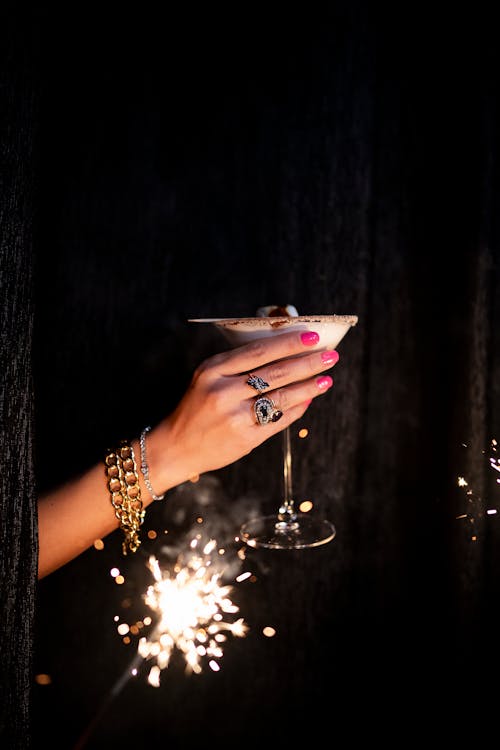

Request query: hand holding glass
[{"left": 189, "top": 314, "right": 357, "bottom": 549}]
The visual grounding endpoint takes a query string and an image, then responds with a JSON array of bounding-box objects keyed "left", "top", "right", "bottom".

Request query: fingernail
[
  {"left": 321, "top": 350, "right": 339, "bottom": 365},
  {"left": 317, "top": 375, "right": 333, "bottom": 390},
  {"left": 301, "top": 331, "right": 319, "bottom": 346}
]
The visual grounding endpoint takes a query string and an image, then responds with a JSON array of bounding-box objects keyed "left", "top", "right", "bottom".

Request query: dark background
[{"left": 5, "top": 4, "right": 498, "bottom": 747}]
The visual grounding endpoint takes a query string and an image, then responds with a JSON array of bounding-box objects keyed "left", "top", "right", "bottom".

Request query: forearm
[{"left": 37, "top": 423, "right": 189, "bottom": 579}]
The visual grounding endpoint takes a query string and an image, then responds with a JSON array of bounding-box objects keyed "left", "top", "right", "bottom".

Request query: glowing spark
[
  {"left": 149, "top": 665, "right": 161, "bottom": 687},
  {"left": 235, "top": 571, "right": 252, "bottom": 582},
  {"left": 136, "top": 545, "right": 248, "bottom": 684},
  {"left": 458, "top": 477, "right": 468, "bottom": 487},
  {"left": 35, "top": 674, "right": 52, "bottom": 685}
]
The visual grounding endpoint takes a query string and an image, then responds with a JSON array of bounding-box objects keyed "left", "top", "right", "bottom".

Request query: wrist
[{"left": 135, "top": 419, "right": 193, "bottom": 502}]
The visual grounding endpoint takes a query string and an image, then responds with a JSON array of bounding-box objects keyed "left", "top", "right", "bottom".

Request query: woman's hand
[{"left": 146, "top": 330, "right": 340, "bottom": 492}]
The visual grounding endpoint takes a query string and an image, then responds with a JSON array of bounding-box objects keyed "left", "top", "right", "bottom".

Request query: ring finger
[{"left": 250, "top": 374, "right": 334, "bottom": 427}]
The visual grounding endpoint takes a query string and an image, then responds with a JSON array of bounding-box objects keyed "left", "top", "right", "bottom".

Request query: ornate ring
[
  {"left": 254, "top": 396, "right": 283, "bottom": 426},
  {"left": 247, "top": 374, "right": 269, "bottom": 394}
]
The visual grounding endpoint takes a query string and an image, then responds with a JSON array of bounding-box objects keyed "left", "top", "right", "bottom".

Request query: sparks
[
  {"left": 456, "top": 438, "right": 499, "bottom": 538},
  {"left": 135, "top": 542, "right": 248, "bottom": 684}
]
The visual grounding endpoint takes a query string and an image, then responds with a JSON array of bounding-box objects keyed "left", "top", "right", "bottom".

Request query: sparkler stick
[{"left": 72, "top": 651, "right": 144, "bottom": 750}]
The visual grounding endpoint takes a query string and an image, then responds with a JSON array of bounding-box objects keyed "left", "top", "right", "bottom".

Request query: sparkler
[
  {"left": 456, "top": 438, "right": 499, "bottom": 539},
  {"left": 117, "top": 536, "right": 249, "bottom": 686}
]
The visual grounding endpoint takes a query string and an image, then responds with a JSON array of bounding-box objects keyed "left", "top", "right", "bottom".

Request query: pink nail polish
[
  {"left": 301, "top": 331, "right": 319, "bottom": 346},
  {"left": 317, "top": 375, "right": 333, "bottom": 390},
  {"left": 321, "top": 350, "right": 339, "bottom": 365}
]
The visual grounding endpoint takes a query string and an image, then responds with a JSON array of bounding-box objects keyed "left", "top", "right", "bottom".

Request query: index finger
[{"left": 214, "top": 330, "right": 321, "bottom": 375}]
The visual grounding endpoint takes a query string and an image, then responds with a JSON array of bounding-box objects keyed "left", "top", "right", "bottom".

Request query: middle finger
[{"left": 243, "top": 349, "right": 339, "bottom": 396}]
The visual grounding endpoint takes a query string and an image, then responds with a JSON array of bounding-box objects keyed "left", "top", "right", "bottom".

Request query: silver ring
[
  {"left": 254, "top": 396, "right": 283, "bottom": 426},
  {"left": 247, "top": 374, "right": 269, "bottom": 394}
]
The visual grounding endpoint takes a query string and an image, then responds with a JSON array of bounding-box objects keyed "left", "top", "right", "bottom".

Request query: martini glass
[{"left": 189, "top": 314, "right": 358, "bottom": 549}]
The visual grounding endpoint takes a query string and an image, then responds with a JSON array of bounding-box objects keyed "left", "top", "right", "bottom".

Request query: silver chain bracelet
[{"left": 139, "top": 426, "right": 165, "bottom": 502}]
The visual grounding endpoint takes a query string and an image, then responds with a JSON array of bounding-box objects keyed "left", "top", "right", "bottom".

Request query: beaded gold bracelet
[{"left": 105, "top": 440, "right": 145, "bottom": 555}]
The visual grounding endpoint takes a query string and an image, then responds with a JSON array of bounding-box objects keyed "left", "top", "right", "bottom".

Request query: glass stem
[{"left": 279, "top": 426, "right": 297, "bottom": 522}]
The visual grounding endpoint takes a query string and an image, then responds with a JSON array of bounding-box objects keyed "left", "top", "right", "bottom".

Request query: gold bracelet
[{"left": 105, "top": 440, "right": 145, "bottom": 555}]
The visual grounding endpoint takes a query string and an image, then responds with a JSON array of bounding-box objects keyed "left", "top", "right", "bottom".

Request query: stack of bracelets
[{"left": 104, "top": 427, "right": 163, "bottom": 555}]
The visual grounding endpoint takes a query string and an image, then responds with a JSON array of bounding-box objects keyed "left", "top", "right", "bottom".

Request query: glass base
[{"left": 239, "top": 514, "right": 336, "bottom": 550}]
